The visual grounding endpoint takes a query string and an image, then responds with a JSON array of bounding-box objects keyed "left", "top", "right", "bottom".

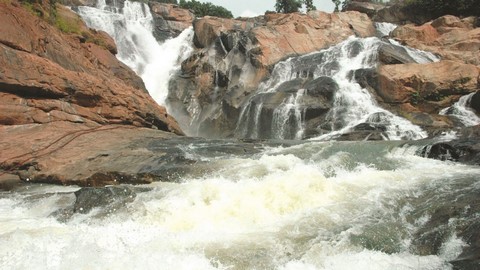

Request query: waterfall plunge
[{"left": 77, "top": 0, "right": 194, "bottom": 105}]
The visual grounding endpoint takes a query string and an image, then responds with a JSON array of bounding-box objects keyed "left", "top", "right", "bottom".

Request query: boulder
[
  {"left": 376, "top": 61, "right": 479, "bottom": 105},
  {"left": 149, "top": 3, "right": 195, "bottom": 41},
  {"left": 392, "top": 15, "right": 480, "bottom": 65},
  {"left": 470, "top": 91, "right": 480, "bottom": 114},
  {"left": 377, "top": 43, "right": 417, "bottom": 65}
]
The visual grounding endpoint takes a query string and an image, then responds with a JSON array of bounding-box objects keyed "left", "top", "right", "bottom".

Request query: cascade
[
  {"left": 77, "top": 0, "right": 194, "bottom": 105},
  {"left": 440, "top": 92, "right": 480, "bottom": 126},
  {"left": 235, "top": 35, "right": 432, "bottom": 141}
]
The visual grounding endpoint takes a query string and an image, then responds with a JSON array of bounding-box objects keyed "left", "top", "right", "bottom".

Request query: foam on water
[
  {"left": 1, "top": 141, "right": 479, "bottom": 269},
  {"left": 440, "top": 92, "right": 480, "bottom": 127}
]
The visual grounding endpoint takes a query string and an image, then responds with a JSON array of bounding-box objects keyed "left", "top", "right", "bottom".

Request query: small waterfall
[
  {"left": 375, "top": 22, "right": 397, "bottom": 37},
  {"left": 77, "top": 0, "right": 194, "bottom": 105},
  {"left": 236, "top": 36, "right": 432, "bottom": 141},
  {"left": 440, "top": 92, "right": 480, "bottom": 127},
  {"left": 388, "top": 39, "right": 440, "bottom": 64}
]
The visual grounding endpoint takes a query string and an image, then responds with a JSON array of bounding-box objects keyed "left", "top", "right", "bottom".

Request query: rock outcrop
[
  {"left": 149, "top": 2, "right": 195, "bottom": 41},
  {"left": 344, "top": 0, "right": 440, "bottom": 25},
  {"left": 392, "top": 15, "right": 480, "bottom": 66},
  {"left": 0, "top": 1, "right": 184, "bottom": 187},
  {"left": 168, "top": 11, "right": 376, "bottom": 137}
]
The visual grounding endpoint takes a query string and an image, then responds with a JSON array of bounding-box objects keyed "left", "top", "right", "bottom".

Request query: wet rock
[
  {"left": 470, "top": 91, "right": 480, "bottom": 114},
  {"left": 0, "top": 173, "right": 22, "bottom": 191},
  {"left": 168, "top": 11, "right": 376, "bottom": 137},
  {"left": 377, "top": 43, "right": 416, "bottom": 65},
  {"left": 73, "top": 186, "right": 137, "bottom": 214},
  {"left": 417, "top": 125, "right": 480, "bottom": 165}
]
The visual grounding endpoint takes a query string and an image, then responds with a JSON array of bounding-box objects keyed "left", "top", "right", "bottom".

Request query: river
[{"left": 1, "top": 1, "right": 479, "bottom": 269}]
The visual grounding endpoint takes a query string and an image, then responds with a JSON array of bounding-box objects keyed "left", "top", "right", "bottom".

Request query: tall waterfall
[
  {"left": 77, "top": 0, "right": 194, "bottom": 105},
  {"left": 236, "top": 36, "right": 432, "bottom": 141}
]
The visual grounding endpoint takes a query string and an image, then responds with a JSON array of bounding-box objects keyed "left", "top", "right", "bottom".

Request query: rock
[
  {"left": 169, "top": 11, "right": 376, "bottom": 137},
  {"left": 392, "top": 15, "right": 480, "bottom": 65},
  {"left": 470, "top": 91, "right": 480, "bottom": 114},
  {"left": 0, "top": 2, "right": 183, "bottom": 134},
  {"left": 149, "top": 3, "right": 195, "bottom": 41},
  {"left": 377, "top": 61, "right": 479, "bottom": 105},
  {"left": 416, "top": 125, "right": 480, "bottom": 165},
  {"left": 73, "top": 186, "right": 137, "bottom": 214},
  {"left": 344, "top": 1, "right": 384, "bottom": 19},
  {"left": 377, "top": 43, "right": 417, "bottom": 65},
  {"left": 0, "top": 121, "right": 268, "bottom": 187},
  {"left": 0, "top": 173, "right": 22, "bottom": 191},
  {"left": 345, "top": 0, "right": 440, "bottom": 25}
]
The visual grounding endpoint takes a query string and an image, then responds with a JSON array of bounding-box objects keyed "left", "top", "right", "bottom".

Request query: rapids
[
  {"left": 1, "top": 140, "right": 479, "bottom": 269},
  {"left": 1, "top": 1, "right": 479, "bottom": 270}
]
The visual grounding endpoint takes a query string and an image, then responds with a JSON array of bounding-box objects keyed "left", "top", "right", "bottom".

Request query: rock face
[
  {"left": 392, "top": 15, "right": 480, "bottom": 66},
  {"left": 168, "top": 11, "right": 376, "bottom": 137},
  {"left": 0, "top": 1, "right": 185, "bottom": 187},
  {"left": 0, "top": 2, "right": 182, "bottom": 133},
  {"left": 149, "top": 2, "right": 195, "bottom": 41}
]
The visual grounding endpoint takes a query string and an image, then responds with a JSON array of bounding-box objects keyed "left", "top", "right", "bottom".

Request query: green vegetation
[
  {"left": 55, "top": 14, "right": 82, "bottom": 34},
  {"left": 404, "top": 0, "right": 480, "bottom": 18},
  {"left": 178, "top": 0, "right": 233, "bottom": 18},
  {"left": 274, "top": 0, "right": 317, "bottom": 13}
]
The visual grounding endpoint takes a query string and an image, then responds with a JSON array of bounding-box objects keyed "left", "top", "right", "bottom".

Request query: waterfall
[
  {"left": 77, "top": 0, "right": 194, "bottom": 105},
  {"left": 440, "top": 92, "right": 480, "bottom": 127},
  {"left": 375, "top": 22, "right": 397, "bottom": 37},
  {"left": 235, "top": 36, "right": 431, "bottom": 141}
]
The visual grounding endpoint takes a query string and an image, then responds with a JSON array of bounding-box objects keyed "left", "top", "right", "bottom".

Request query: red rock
[
  {"left": 392, "top": 15, "right": 480, "bottom": 65},
  {"left": 377, "top": 60, "right": 479, "bottom": 105},
  {"left": 193, "top": 11, "right": 375, "bottom": 67},
  {"left": 0, "top": 2, "right": 183, "bottom": 134}
]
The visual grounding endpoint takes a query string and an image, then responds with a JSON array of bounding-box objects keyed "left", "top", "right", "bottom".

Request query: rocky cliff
[
  {"left": 0, "top": 1, "right": 183, "bottom": 188},
  {"left": 167, "top": 11, "right": 377, "bottom": 137},
  {"left": 167, "top": 8, "right": 479, "bottom": 139}
]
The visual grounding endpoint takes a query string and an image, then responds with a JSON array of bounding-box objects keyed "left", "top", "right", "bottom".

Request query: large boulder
[
  {"left": 392, "top": 15, "right": 480, "bottom": 65},
  {"left": 149, "top": 3, "right": 195, "bottom": 41},
  {"left": 376, "top": 60, "right": 479, "bottom": 105},
  {"left": 168, "top": 11, "right": 376, "bottom": 137}
]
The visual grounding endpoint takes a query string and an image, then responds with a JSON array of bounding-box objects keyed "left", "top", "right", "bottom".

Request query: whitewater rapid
[{"left": 1, "top": 140, "right": 479, "bottom": 269}]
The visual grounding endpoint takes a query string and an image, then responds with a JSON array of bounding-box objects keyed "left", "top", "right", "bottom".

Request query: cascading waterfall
[
  {"left": 77, "top": 0, "right": 194, "bottom": 105},
  {"left": 236, "top": 35, "right": 431, "bottom": 141},
  {"left": 440, "top": 92, "right": 480, "bottom": 126}
]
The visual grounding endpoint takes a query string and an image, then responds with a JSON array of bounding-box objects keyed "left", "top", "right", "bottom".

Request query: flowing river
[
  {"left": 1, "top": 140, "right": 479, "bottom": 269},
  {"left": 1, "top": 1, "right": 479, "bottom": 270}
]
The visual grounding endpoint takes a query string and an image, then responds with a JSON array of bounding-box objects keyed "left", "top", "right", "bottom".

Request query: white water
[
  {"left": 1, "top": 141, "right": 479, "bottom": 269},
  {"left": 77, "top": 0, "right": 194, "bottom": 105},
  {"left": 375, "top": 22, "right": 398, "bottom": 37},
  {"left": 440, "top": 92, "right": 480, "bottom": 127},
  {"left": 236, "top": 36, "right": 430, "bottom": 140}
]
